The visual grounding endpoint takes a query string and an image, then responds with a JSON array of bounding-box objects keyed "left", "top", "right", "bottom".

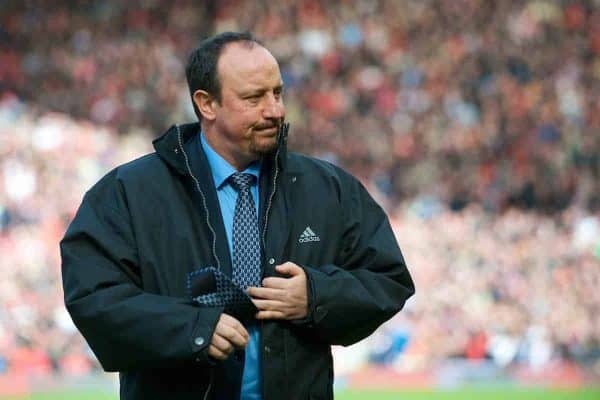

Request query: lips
[
  {"left": 256, "top": 124, "right": 277, "bottom": 130},
  {"left": 255, "top": 126, "right": 278, "bottom": 134}
]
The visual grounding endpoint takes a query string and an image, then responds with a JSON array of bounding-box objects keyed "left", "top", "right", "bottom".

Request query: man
[{"left": 61, "top": 32, "right": 414, "bottom": 400}]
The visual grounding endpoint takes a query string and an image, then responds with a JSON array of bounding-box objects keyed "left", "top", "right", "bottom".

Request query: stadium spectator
[{"left": 2, "top": 0, "right": 598, "bottom": 212}]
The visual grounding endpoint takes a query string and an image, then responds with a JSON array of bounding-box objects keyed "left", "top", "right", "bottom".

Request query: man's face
[{"left": 210, "top": 43, "right": 285, "bottom": 166}]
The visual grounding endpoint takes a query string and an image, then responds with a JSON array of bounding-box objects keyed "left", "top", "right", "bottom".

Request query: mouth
[{"left": 254, "top": 126, "right": 278, "bottom": 135}]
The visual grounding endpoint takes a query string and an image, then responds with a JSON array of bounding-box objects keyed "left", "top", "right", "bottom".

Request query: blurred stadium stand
[{"left": 1, "top": 0, "right": 599, "bottom": 394}]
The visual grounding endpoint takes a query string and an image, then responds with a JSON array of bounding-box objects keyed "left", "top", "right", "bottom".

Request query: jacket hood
[{"left": 152, "top": 122, "right": 289, "bottom": 175}]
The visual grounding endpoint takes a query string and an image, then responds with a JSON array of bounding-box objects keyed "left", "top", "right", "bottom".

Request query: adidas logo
[{"left": 299, "top": 226, "right": 321, "bottom": 243}]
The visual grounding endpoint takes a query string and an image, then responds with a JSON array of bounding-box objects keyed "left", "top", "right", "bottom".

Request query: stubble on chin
[{"left": 249, "top": 132, "right": 278, "bottom": 157}]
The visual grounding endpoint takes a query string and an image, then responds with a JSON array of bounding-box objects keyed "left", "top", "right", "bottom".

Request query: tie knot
[{"left": 229, "top": 172, "right": 256, "bottom": 191}]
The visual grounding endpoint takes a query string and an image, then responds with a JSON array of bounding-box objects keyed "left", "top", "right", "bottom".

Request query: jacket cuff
[
  {"left": 290, "top": 264, "right": 321, "bottom": 327},
  {"left": 190, "top": 305, "right": 223, "bottom": 365}
]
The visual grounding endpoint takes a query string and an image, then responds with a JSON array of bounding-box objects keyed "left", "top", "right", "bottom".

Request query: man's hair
[{"left": 185, "top": 31, "right": 260, "bottom": 122}]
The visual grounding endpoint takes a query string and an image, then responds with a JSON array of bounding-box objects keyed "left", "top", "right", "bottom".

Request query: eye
[{"left": 246, "top": 95, "right": 261, "bottom": 104}]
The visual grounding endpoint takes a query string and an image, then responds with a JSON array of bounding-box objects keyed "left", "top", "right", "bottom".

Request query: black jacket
[{"left": 60, "top": 123, "right": 415, "bottom": 400}]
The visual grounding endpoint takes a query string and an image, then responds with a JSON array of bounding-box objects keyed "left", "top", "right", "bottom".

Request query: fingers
[
  {"left": 209, "top": 335, "right": 234, "bottom": 359},
  {"left": 252, "top": 299, "right": 286, "bottom": 311},
  {"left": 275, "top": 262, "right": 303, "bottom": 276},
  {"left": 220, "top": 313, "right": 247, "bottom": 333},
  {"left": 246, "top": 262, "right": 308, "bottom": 321},
  {"left": 253, "top": 263, "right": 305, "bottom": 289},
  {"left": 209, "top": 314, "right": 249, "bottom": 361},
  {"left": 256, "top": 310, "right": 285, "bottom": 320},
  {"left": 251, "top": 296, "right": 307, "bottom": 320},
  {"left": 247, "top": 286, "right": 282, "bottom": 299},
  {"left": 216, "top": 314, "right": 249, "bottom": 348},
  {"left": 261, "top": 277, "right": 288, "bottom": 289},
  {"left": 208, "top": 345, "right": 228, "bottom": 360}
]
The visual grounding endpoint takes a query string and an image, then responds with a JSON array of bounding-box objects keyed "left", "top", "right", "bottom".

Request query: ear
[{"left": 193, "top": 90, "right": 217, "bottom": 121}]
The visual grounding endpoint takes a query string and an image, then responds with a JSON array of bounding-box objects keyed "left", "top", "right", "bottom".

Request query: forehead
[{"left": 217, "top": 43, "right": 282, "bottom": 90}]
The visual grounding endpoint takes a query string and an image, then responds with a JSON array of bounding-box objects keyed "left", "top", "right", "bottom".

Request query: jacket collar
[{"left": 152, "top": 122, "right": 199, "bottom": 175}]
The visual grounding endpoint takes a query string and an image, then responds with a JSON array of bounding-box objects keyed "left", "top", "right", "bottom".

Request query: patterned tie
[{"left": 229, "top": 172, "right": 262, "bottom": 291}]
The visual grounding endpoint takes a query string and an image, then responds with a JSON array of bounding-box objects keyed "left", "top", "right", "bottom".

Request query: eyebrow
[{"left": 241, "top": 83, "right": 284, "bottom": 97}]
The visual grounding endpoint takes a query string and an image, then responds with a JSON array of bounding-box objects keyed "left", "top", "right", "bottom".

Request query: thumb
[{"left": 275, "top": 262, "right": 302, "bottom": 276}]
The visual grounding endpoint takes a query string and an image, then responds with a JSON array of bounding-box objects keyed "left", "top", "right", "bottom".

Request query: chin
[{"left": 250, "top": 137, "right": 278, "bottom": 156}]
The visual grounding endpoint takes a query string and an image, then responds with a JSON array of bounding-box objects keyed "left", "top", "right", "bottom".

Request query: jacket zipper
[
  {"left": 261, "top": 122, "right": 288, "bottom": 253},
  {"left": 259, "top": 139, "right": 282, "bottom": 400},
  {"left": 203, "top": 369, "right": 214, "bottom": 400},
  {"left": 177, "top": 126, "right": 218, "bottom": 400},
  {"left": 261, "top": 146, "right": 280, "bottom": 252},
  {"left": 176, "top": 125, "right": 222, "bottom": 272}
]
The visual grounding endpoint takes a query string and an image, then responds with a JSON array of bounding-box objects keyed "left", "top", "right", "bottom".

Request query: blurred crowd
[
  {"left": 0, "top": 96, "right": 152, "bottom": 376},
  {"left": 374, "top": 204, "right": 600, "bottom": 374},
  {"left": 0, "top": 0, "right": 599, "bottom": 380},
  {"left": 2, "top": 0, "right": 599, "bottom": 212}
]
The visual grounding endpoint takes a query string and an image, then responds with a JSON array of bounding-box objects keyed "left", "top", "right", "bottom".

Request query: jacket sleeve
[
  {"left": 297, "top": 173, "right": 415, "bottom": 346},
  {"left": 60, "top": 178, "right": 222, "bottom": 372}
]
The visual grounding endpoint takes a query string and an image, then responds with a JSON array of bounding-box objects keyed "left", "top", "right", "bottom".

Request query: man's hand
[
  {"left": 247, "top": 262, "right": 308, "bottom": 320},
  {"left": 208, "top": 313, "right": 249, "bottom": 360}
]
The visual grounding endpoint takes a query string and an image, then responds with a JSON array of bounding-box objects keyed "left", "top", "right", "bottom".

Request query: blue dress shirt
[{"left": 200, "top": 132, "right": 262, "bottom": 400}]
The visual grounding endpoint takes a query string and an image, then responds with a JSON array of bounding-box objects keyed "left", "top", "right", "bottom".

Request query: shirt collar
[{"left": 200, "top": 131, "right": 261, "bottom": 189}]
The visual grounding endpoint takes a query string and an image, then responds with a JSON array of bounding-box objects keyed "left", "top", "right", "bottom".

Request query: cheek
[
  {"left": 223, "top": 112, "right": 256, "bottom": 136},
  {"left": 234, "top": 113, "right": 257, "bottom": 130},
  {"left": 237, "top": 109, "right": 261, "bottom": 129},
  {"left": 220, "top": 100, "right": 260, "bottom": 131}
]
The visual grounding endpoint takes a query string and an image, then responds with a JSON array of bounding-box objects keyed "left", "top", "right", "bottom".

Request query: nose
[{"left": 262, "top": 93, "right": 285, "bottom": 121}]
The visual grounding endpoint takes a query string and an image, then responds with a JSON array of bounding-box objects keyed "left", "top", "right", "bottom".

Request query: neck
[{"left": 203, "top": 130, "right": 257, "bottom": 171}]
